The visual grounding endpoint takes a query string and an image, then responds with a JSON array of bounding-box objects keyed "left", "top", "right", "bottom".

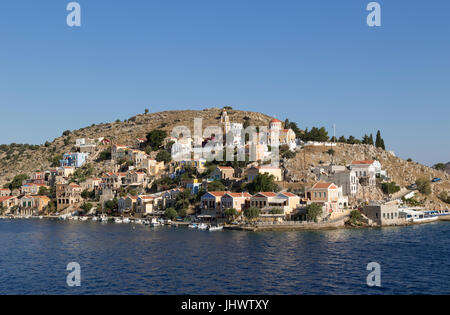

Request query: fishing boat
[
  {"left": 197, "top": 223, "right": 208, "bottom": 230},
  {"left": 123, "top": 218, "right": 131, "bottom": 223},
  {"left": 208, "top": 225, "right": 223, "bottom": 231},
  {"left": 150, "top": 218, "right": 161, "bottom": 227}
]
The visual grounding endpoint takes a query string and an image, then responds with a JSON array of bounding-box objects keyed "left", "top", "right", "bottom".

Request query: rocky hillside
[
  {"left": 1, "top": 107, "right": 448, "bottom": 209},
  {"left": 284, "top": 143, "right": 450, "bottom": 209},
  {"left": 0, "top": 108, "right": 273, "bottom": 186}
]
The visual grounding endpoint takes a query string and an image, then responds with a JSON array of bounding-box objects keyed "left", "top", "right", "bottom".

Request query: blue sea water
[{"left": 0, "top": 219, "right": 449, "bottom": 295}]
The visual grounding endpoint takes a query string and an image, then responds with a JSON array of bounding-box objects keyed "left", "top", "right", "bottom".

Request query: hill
[
  {"left": 0, "top": 108, "right": 448, "bottom": 210},
  {"left": 0, "top": 108, "right": 273, "bottom": 186},
  {"left": 283, "top": 143, "right": 450, "bottom": 209}
]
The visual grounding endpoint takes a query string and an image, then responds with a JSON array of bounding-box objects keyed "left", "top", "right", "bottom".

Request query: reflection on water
[{"left": 0, "top": 220, "right": 449, "bottom": 294}]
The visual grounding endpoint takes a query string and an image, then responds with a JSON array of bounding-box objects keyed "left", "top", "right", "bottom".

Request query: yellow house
[{"left": 247, "top": 166, "right": 283, "bottom": 182}]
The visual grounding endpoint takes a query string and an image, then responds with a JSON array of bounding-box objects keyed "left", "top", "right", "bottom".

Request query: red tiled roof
[
  {"left": 270, "top": 118, "right": 282, "bottom": 123},
  {"left": 218, "top": 166, "right": 234, "bottom": 170},
  {"left": 0, "top": 196, "right": 15, "bottom": 202},
  {"left": 223, "top": 192, "right": 252, "bottom": 198},
  {"left": 254, "top": 192, "right": 277, "bottom": 197},
  {"left": 279, "top": 192, "right": 298, "bottom": 197},
  {"left": 312, "top": 182, "right": 337, "bottom": 189}
]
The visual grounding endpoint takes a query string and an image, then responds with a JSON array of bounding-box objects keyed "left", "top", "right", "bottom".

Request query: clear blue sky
[{"left": 0, "top": 0, "right": 449, "bottom": 166}]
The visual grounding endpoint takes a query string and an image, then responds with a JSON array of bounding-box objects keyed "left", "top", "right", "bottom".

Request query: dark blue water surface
[{"left": 0, "top": 219, "right": 449, "bottom": 294}]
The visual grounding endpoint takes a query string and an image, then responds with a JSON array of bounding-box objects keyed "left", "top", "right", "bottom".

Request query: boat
[
  {"left": 208, "top": 225, "right": 223, "bottom": 231},
  {"left": 114, "top": 218, "right": 123, "bottom": 223},
  {"left": 197, "top": 223, "right": 208, "bottom": 230},
  {"left": 91, "top": 216, "right": 99, "bottom": 222},
  {"left": 150, "top": 218, "right": 161, "bottom": 227},
  {"left": 188, "top": 223, "right": 198, "bottom": 229},
  {"left": 100, "top": 215, "right": 109, "bottom": 223},
  {"left": 400, "top": 209, "right": 439, "bottom": 223},
  {"left": 123, "top": 218, "right": 131, "bottom": 223}
]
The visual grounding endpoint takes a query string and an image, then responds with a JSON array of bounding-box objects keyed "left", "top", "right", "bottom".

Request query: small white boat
[
  {"left": 123, "top": 218, "right": 131, "bottom": 224},
  {"left": 188, "top": 223, "right": 198, "bottom": 229},
  {"left": 91, "top": 216, "right": 99, "bottom": 222},
  {"left": 150, "top": 218, "right": 161, "bottom": 227},
  {"left": 134, "top": 219, "right": 143, "bottom": 224},
  {"left": 114, "top": 218, "right": 123, "bottom": 224},
  {"left": 80, "top": 216, "right": 89, "bottom": 221},
  {"left": 100, "top": 215, "right": 109, "bottom": 223},
  {"left": 197, "top": 223, "right": 208, "bottom": 230},
  {"left": 208, "top": 225, "right": 223, "bottom": 231}
]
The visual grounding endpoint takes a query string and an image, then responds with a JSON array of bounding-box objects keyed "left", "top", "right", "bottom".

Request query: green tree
[
  {"left": 38, "top": 186, "right": 49, "bottom": 196},
  {"left": 369, "top": 134, "right": 374, "bottom": 146},
  {"left": 381, "top": 182, "right": 401, "bottom": 195},
  {"left": 433, "top": 163, "right": 446, "bottom": 171},
  {"left": 156, "top": 150, "right": 172, "bottom": 163},
  {"left": 8, "top": 174, "right": 28, "bottom": 190},
  {"left": 338, "top": 136, "right": 347, "bottom": 143},
  {"left": 306, "top": 203, "right": 323, "bottom": 222},
  {"left": 375, "top": 130, "right": 385, "bottom": 150},
  {"left": 165, "top": 207, "right": 177, "bottom": 220},
  {"left": 146, "top": 130, "right": 167, "bottom": 150},
  {"left": 416, "top": 178, "right": 431, "bottom": 195},
  {"left": 244, "top": 207, "right": 260, "bottom": 221},
  {"left": 246, "top": 173, "right": 280, "bottom": 194},
  {"left": 50, "top": 154, "right": 63, "bottom": 167},
  {"left": 269, "top": 208, "right": 283, "bottom": 214},
  {"left": 224, "top": 208, "right": 238, "bottom": 221},
  {"left": 207, "top": 180, "right": 225, "bottom": 191},
  {"left": 348, "top": 210, "right": 362, "bottom": 225},
  {"left": 80, "top": 202, "right": 93, "bottom": 213}
]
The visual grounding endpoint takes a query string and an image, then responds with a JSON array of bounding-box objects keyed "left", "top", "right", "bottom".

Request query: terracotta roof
[
  {"left": 0, "top": 196, "right": 15, "bottom": 202},
  {"left": 351, "top": 160, "right": 375, "bottom": 165},
  {"left": 218, "top": 166, "right": 234, "bottom": 170},
  {"left": 312, "top": 182, "right": 338, "bottom": 189},
  {"left": 223, "top": 192, "right": 252, "bottom": 198},
  {"left": 270, "top": 118, "right": 282, "bottom": 123},
  {"left": 279, "top": 192, "right": 298, "bottom": 197},
  {"left": 254, "top": 192, "right": 277, "bottom": 197}
]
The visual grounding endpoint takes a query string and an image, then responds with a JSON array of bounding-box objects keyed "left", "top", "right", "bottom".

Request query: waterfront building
[
  {"left": 118, "top": 196, "right": 139, "bottom": 213},
  {"left": 221, "top": 192, "right": 252, "bottom": 213},
  {"left": 306, "top": 182, "right": 349, "bottom": 214},
  {"left": 56, "top": 183, "right": 83, "bottom": 211},
  {"left": 362, "top": 204, "right": 404, "bottom": 226}
]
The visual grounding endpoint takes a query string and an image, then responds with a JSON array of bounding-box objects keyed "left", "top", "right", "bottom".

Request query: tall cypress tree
[
  {"left": 375, "top": 130, "right": 385, "bottom": 149},
  {"left": 369, "top": 134, "right": 374, "bottom": 146}
]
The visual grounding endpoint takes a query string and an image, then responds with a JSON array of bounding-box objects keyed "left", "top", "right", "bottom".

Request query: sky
[{"left": 0, "top": 0, "right": 449, "bottom": 166}]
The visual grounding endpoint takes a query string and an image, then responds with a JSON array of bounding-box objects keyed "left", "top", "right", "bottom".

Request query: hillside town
[{"left": 0, "top": 109, "right": 449, "bottom": 230}]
